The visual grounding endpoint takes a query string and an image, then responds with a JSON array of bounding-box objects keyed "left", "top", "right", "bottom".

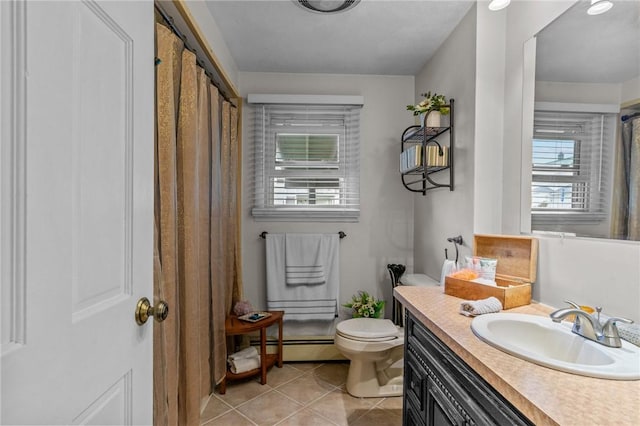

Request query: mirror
[{"left": 524, "top": 0, "right": 640, "bottom": 240}]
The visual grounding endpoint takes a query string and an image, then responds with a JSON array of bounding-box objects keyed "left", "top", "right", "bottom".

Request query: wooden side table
[{"left": 219, "top": 310, "right": 284, "bottom": 394}]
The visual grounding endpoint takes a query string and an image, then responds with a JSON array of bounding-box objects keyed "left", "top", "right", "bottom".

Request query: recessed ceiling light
[
  {"left": 295, "top": 0, "right": 361, "bottom": 14},
  {"left": 587, "top": 0, "right": 613, "bottom": 15},
  {"left": 488, "top": 0, "right": 511, "bottom": 12}
]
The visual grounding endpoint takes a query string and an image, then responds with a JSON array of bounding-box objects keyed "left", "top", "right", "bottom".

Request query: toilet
[
  {"left": 334, "top": 318, "right": 404, "bottom": 397},
  {"left": 334, "top": 273, "right": 440, "bottom": 398}
]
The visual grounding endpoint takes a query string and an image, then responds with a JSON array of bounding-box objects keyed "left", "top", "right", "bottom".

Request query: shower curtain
[
  {"left": 611, "top": 115, "right": 640, "bottom": 240},
  {"left": 154, "top": 22, "right": 242, "bottom": 426}
]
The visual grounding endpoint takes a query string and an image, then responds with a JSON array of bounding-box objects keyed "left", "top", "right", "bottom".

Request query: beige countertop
[{"left": 394, "top": 286, "right": 640, "bottom": 426}]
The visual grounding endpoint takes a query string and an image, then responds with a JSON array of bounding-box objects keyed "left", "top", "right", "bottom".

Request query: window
[
  {"left": 249, "top": 95, "right": 363, "bottom": 221},
  {"left": 531, "top": 110, "right": 615, "bottom": 228}
]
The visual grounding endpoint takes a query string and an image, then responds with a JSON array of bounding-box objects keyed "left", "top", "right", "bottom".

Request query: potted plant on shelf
[
  {"left": 406, "top": 91, "right": 450, "bottom": 127},
  {"left": 343, "top": 291, "right": 385, "bottom": 318}
]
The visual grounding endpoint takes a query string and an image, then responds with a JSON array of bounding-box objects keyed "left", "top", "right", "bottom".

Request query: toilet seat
[{"left": 336, "top": 318, "right": 400, "bottom": 342}]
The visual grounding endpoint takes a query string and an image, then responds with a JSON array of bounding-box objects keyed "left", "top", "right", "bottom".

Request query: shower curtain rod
[
  {"left": 259, "top": 231, "right": 347, "bottom": 239},
  {"left": 621, "top": 112, "right": 640, "bottom": 122},
  {"left": 154, "top": 2, "right": 232, "bottom": 103}
]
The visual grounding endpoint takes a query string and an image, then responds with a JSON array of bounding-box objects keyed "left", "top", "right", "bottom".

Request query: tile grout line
[
  {"left": 270, "top": 381, "right": 343, "bottom": 426},
  {"left": 201, "top": 362, "right": 401, "bottom": 426}
]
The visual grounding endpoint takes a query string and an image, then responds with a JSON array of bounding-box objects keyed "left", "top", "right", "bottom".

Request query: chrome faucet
[{"left": 549, "top": 301, "right": 633, "bottom": 348}]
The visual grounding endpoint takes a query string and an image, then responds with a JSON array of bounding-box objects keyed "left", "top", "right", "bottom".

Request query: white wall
[
  {"left": 621, "top": 76, "right": 640, "bottom": 106},
  {"left": 535, "top": 81, "right": 623, "bottom": 105},
  {"left": 500, "top": 1, "right": 640, "bottom": 320},
  {"left": 184, "top": 0, "right": 239, "bottom": 89},
  {"left": 238, "top": 72, "right": 416, "bottom": 321},
  {"left": 413, "top": 5, "right": 477, "bottom": 280}
]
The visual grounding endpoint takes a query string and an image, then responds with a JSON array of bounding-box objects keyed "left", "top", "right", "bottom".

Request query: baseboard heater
[{"left": 249, "top": 336, "right": 346, "bottom": 362}]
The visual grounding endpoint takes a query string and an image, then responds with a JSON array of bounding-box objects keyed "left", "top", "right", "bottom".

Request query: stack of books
[
  {"left": 425, "top": 146, "right": 449, "bottom": 167},
  {"left": 401, "top": 145, "right": 449, "bottom": 172},
  {"left": 400, "top": 145, "right": 422, "bottom": 173}
]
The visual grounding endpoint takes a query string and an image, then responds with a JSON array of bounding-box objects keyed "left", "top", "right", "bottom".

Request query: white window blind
[
  {"left": 251, "top": 101, "right": 362, "bottom": 221},
  {"left": 531, "top": 110, "right": 615, "bottom": 228}
]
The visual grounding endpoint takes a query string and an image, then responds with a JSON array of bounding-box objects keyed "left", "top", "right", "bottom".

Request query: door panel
[{"left": 1, "top": 1, "right": 154, "bottom": 424}]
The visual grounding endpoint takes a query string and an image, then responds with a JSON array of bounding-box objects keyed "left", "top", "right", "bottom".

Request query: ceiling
[
  {"left": 204, "top": 0, "right": 475, "bottom": 75},
  {"left": 203, "top": 0, "right": 639, "bottom": 81},
  {"left": 536, "top": 0, "right": 640, "bottom": 84}
]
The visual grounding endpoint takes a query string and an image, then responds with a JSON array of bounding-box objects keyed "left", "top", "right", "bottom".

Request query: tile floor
[{"left": 201, "top": 362, "right": 402, "bottom": 426}]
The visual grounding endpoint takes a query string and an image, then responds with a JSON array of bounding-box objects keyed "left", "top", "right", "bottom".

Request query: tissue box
[{"left": 444, "top": 234, "right": 538, "bottom": 309}]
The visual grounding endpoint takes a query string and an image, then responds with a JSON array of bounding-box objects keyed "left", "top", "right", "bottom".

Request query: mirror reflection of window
[
  {"left": 531, "top": 111, "right": 615, "bottom": 228},
  {"left": 527, "top": 0, "right": 640, "bottom": 240}
]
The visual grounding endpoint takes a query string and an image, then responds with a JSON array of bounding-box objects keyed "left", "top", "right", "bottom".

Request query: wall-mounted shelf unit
[{"left": 400, "top": 99, "right": 454, "bottom": 195}]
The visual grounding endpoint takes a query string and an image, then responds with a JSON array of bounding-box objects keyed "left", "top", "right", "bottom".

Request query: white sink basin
[{"left": 471, "top": 313, "right": 640, "bottom": 380}]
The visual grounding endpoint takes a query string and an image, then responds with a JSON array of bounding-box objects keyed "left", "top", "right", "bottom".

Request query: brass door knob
[{"left": 135, "top": 297, "right": 169, "bottom": 325}]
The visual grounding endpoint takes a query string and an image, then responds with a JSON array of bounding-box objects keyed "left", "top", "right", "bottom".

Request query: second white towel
[
  {"left": 459, "top": 297, "right": 503, "bottom": 317},
  {"left": 228, "top": 356, "right": 260, "bottom": 374},
  {"left": 285, "top": 234, "right": 325, "bottom": 286},
  {"left": 228, "top": 346, "right": 258, "bottom": 361},
  {"left": 228, "top": 346, "right": 261, "bottom": 374}
]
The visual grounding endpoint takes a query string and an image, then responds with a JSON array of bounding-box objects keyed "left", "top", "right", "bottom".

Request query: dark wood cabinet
[{"left": 403, "top": 312, "right": 533, "bottom": 426}]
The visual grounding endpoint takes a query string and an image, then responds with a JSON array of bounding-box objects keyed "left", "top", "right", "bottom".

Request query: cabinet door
[
  {"left": 405, "top": 403, "right": 427, "bottom": 426},
  {"left": 404, "top": 313, "right": 534, "bottom": 426},
  {"left": 426, "top": 380, "right": 465, "bottom": 426},
  {"left": 405, "top": 351, "right": 427, "bottom": 418}
]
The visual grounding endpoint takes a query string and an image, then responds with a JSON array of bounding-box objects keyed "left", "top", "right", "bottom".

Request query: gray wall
[
  {"left": 238, "top": 72, "right": 416, "bottom": 320},
  {"left": 413, "top": 5, "right": 477, "bottom": 279},
  {"left": 414, "top": 0, "right": 639, "bottom": 321},
  {"left": 198, "top": 0, "right": 640, "bottom": 322}
]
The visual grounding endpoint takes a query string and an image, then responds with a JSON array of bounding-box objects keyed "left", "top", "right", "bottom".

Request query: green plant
[
  {"left": 342, "top": 291, "right": 385, "bottom": 318},
  {"left": 406, "top": 91, "right": 450, "bottom": 116}
]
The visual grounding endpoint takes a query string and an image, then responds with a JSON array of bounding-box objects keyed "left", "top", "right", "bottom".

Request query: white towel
[
  {"left": 228, "top": 356, "right": 260, "bottom": 374},
  {"left": 228, "top": 346, "right": 258, "bottom": 361},
  {"left": 459, "top": 297, "right": 503, "bottom": 317},
  {"left": 266, "top": 233, "right": 339, "bottom": 321},
  {"left": 440, "top": 259, "right": 456, "bottom": 286},
  {"left": 285, "top": 234, "right": 325, "bottom": 286},
  {"left": 285, "top": 266, "right": 325, "bottom": 285}
]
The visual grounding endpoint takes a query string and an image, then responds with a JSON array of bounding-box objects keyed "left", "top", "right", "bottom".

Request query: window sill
[
  {"left": 532, "top": 212, "right": 606, "bottom": 225},
  {"left": 252, "top": 208, "right": 359, "bottom": 222}
]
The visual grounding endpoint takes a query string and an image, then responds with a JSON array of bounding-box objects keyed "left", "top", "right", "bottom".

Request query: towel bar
[{"left": 259, "top": 231, "right": 347, "bottom": 239}]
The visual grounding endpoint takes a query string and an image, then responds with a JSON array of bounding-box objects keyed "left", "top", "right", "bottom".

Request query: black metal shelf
[{"left": 400, "top": 99, "right": 454, "bottom": 195}]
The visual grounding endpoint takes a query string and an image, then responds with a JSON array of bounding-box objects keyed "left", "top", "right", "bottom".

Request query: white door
[{"left": 1, "top": 0, "right": 154, "bottom": 424}]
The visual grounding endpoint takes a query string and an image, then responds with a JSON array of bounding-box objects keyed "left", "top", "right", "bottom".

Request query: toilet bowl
[{"left": 334, "top": 318, "right": 404, "bottom": 397}]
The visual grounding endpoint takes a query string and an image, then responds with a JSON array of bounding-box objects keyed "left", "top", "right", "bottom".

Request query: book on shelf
[
  {"left": 400, "top": 145, "right": 422, "bottom": 173},
  {"left": 426, "top": 145, "right": 449, "bottom": 167}
]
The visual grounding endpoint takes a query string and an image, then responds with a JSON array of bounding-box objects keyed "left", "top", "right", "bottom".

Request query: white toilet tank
[{"left": 399, "top": 273, "right": 439, "bottom": 287}]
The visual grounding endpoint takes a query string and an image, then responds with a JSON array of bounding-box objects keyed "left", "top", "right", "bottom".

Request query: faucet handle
[
  {"left": 602, "top": 316, "right": 633, "bottom": 337},
  {"left": 601, "top": 316, "right": 633, "bottom": 348}
]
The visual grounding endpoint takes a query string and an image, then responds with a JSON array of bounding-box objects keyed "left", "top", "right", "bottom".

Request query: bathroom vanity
[
  {"left": 394, "top": 286, "right": 640, "bottom": 425},
  {"left": 404, "top": 312, "right": 531, "bottom": 425}
]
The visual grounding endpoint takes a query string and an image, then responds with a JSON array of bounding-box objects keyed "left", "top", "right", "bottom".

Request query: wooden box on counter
[{"left": 444, "top": 234, "right": 538, "bottom": 309}]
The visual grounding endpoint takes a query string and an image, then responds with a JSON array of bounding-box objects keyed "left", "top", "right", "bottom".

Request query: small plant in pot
[
  {"left": 343, "top": 291, "right": 385, "bottom": 318},
  {"left": 406, "top": 91, "right": 450, "bottom": 127}
]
